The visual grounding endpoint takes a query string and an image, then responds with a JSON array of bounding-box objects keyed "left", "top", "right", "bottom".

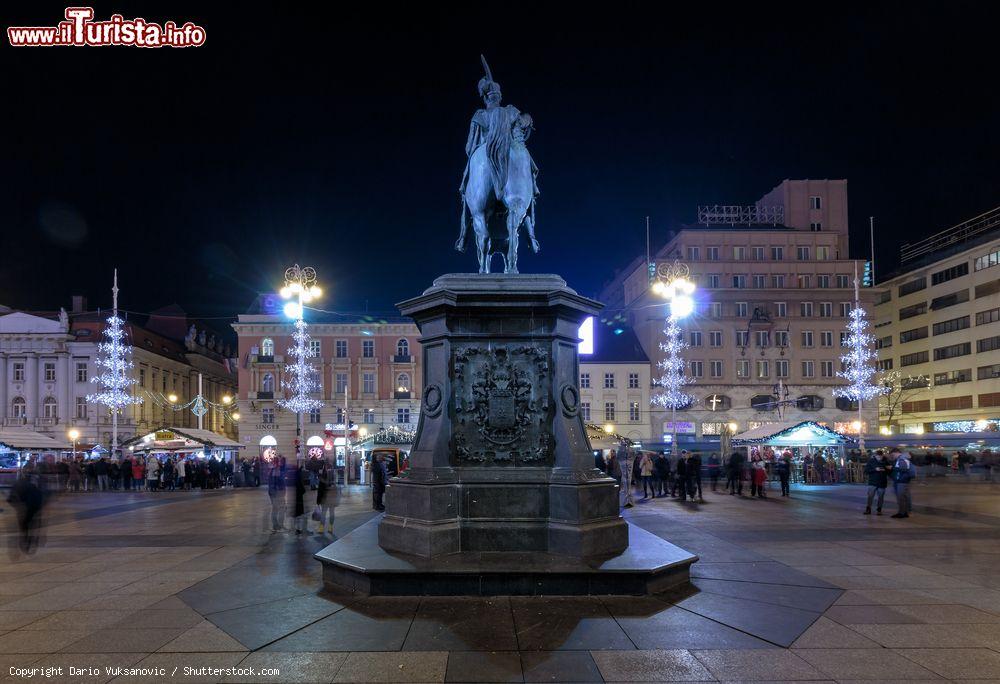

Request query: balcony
[
  {"left": 394, "top": 391, "right": 412, "bottom": 400},
  {"left": 36, "top": 417, "right": 59, "bottom": 427},
  {"left": 393, "top": 355, "right": 413, "bottom": 364},
  {"left": 252, "top": 355, "right": 283, "bottom": 364},
  {"left": 256, "top": 391, "right": 274, "bottom": 400},
  {"left": 3, "top": 417, "right": 28, "bottom": 427}
]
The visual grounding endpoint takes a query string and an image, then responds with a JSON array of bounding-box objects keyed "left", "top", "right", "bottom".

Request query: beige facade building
[
  {"left": 0, "top": 298, "right": 237, "bottom": 453},
  {"left": 874, "top": 207, "right": 1000, "bottom": 434},
  {"left": 578, "top": 324, "right": 654, "bottom": 444},
  {"left": 601, "top": 180, "right": 878, "bottom": 442},
  {"left": 232, "top": 297, "right": 421, "bottom": 466}
]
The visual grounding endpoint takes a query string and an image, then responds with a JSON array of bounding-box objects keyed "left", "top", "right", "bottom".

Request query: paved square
[{"left": 2, "top": 479, "right": 999, "bottom": 681}]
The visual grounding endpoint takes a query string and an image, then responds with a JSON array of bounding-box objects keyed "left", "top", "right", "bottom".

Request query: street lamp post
[
  {"left": 68, "top": 428, "right": 79, "bottom": 462},
  {"left": 278, "top": 264, "right": 323, "bottom": 464},
  {"left": 651, "top": 260, "right": 697, "bottom": 455}
]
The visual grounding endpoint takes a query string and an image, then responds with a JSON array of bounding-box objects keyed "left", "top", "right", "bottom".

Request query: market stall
[
  {"left": 0, "top": 429, "right": 71, "bottom": 484},
  {"left": 353, "top": 425, "right": 415, "bottom": 483},
  {"left": 731, "top": 421, "right": 854, "bottom": 483},
  {"left": 121, "top": 427, "right": 244, "bottom": 463}
]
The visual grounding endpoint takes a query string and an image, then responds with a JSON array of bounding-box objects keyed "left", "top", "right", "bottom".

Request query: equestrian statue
[{"left": 455, "top": 56, "right": 540, "bottom": 274}]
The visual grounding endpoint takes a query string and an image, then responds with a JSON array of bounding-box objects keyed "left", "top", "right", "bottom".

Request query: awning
[
  {"left": 0, "top": 429, "right": 70, "bottom": 451},
  {"left": 121, "top": 427, "right": 244, "bottom": 452},
  {"left": 584, "top": 423, "right": 635, "bottom": 450},
  {"left": 732, "top": 421, "right": 851, "bottom": 447}
]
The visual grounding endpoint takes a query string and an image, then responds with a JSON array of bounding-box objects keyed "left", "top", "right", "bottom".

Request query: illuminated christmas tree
[{"left": 276, "top": 318, "right": 324, "bottom": 415}]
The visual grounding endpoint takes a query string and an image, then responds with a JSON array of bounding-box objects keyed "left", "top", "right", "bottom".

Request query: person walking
[
  {"left": 121, "top": 455, "right": 132, "bottom": 491},
  {"left": 291, "top": 465, "right": 307, "bottom": 535},
  {"left": 176, "top": 458, "right": 186, "bottom": 490},
  {"left": 267, "top": 463, "right": 286, "bottom": 531},
  {"left": 94, "top": 457, "right": 109, "bottom": 491},
  {"left": 891, "top": 448, "right": 916, "bottom": 518},
  {"left": 864, "top": 449, "right": 891, "bottom": 515},
  {"left": 131, "top": 458, "right": 145, "bottom": 491},
  {"left": 707, "top": 452, "right": 720, "bottom": 492},
  {"left": 653, "top": 452, "right": 670, "bottom": 498},
  {"left": 67, "top": 458, "right": 82, "bottom": 492},
  {"left": 371, "top": 453, "right": 388, "bottom": 511},
  {"left": 751, "top": 460, "right": 767, "bottom": 498},
  {"left": 146, "top": 457, "right": 159, "bottom": 492},
  {"left": 672, "top": 450, "right": 688, "bottom": 500},
  {"left": 314, "top": 464, "right": 338, "bottom": 534},
  {"left": 686, "top": 451, "right": 704, "bottom": 502},
  {"left": 776, "top": 451, "right": 792, "bottom": 497},
  {"left": 727, "top": 451, "right": 744, "bottom": 495},
  {"left": 639, "top": 451, "right": 655, "bottom": 499}
]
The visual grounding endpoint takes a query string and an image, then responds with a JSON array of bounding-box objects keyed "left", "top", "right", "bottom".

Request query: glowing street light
[
  {"left": 167, "top": 393, "right": 178, "bottom": 403},
  {"left": 222, "top": 395, "right": 232, "bottom": 405},
  {"left": 603, "top": 423, "right": 615, "bottom": 434},
  {"left": 68, "top": 428, "right": 80, "bottom": 461},
  {"left": 278, "top": 264, "right": 324, "bottom": 463}
]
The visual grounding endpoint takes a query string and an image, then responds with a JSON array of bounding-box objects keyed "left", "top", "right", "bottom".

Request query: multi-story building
[
  {"left": 600, "top": 179, "right": 878, "bottom": 442},
  {"left": 231, "top": 295, "right": 421, "bottom": 462},
  {"left": 578, "top": 323, "right": 654, "bottom": 444},
  {"left": 0, "top": 297, "right": 238, "bottom": 452},
  {"left": 874, "top": 206, "right": 1000, "bottom": 434}
]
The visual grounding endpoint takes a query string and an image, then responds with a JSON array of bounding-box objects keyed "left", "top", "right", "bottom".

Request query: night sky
[{"left": 3, "top": 3, "right": 999, "bottom": 322}]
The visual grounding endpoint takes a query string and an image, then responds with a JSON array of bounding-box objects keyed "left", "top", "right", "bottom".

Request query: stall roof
[
  {"left": 732, "top": 421, "right": 851, "bottom": 447},
  {"left": 121, "top": 427, "right": 243, "bottom": 452},
  {"left": 0, "top": 429, "right": 70, "bottom": 451}
]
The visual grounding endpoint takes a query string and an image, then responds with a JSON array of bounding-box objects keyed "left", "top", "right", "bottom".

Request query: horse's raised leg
[
  {"left": 505, "top": 203, "right": 525, "bottom": 274},
  {"left": 473, "top": 213, "right": 489, "bottom": 274}
]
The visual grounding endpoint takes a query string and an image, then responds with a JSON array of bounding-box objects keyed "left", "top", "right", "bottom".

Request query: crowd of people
[{"left": 17, "top": 453, "right": 253, "bottom": 492}]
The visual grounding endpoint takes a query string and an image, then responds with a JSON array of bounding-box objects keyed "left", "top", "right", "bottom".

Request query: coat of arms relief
[{"left": 452, "top": 345, "right": 552, "bottom": 466}]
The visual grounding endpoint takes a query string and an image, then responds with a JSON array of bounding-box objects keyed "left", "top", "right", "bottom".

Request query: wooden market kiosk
[{"left": 731, "top": 421, "right": 854, "bottom": 482}]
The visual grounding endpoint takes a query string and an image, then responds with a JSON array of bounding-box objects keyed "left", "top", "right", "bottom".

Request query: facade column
[
  {"left": 59, "top": 352, "right": 71, "bottom": 430},
  {"left": 24, "top": 353, "right": 38, "bottom": 422},
  {"left": 0, "top": 354, "right": 7, "bottom": 423}
]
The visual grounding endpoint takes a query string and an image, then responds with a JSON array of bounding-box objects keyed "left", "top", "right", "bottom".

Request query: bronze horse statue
[{"left": 456, "top": 56, "right": 540, "bottom": 274}]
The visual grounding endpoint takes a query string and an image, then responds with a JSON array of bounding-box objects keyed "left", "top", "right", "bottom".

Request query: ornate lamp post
[
  {"left": 651, "top": 260, "right": 697, "bottom": 455},
  {"left": 278, "top": 265, "right": 324, "bottom": 463}
]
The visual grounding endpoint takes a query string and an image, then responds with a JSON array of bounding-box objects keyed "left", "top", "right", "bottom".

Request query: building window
[
  {"left": 363, "top": 372, "right": 375, "bottom": 394},
  {"left": 931, "top": 289, "right": 971, "bottom": 311},
  {"left": 975, "top": 250, "right": 1000, "bottom": 272},
  {"left": 335, "top": 408, "right": 345, "bottom": 424},
  {"left": 396, "top": 408, "right": 411, "bottom": 424},
  {"left": 261, "top": 373, "right": 275, "bottom": 393},
  {"left": 797, "top": 246, "right": 810, "bottom": 261},
  {"left": 776, "top": 360, "right": 789, "bottom": 378},
  {"left": 736, "top": 330, "right": 749, "bottom": 347},
  {"left": 801, "top": 331, "right": 814, "bottom": 347},
  {"left": 139, "top": 368, "right": 146, "bottom": 387},
  {"left": 262, "top": 407, "right": 275, "bottom": 424},
  {"left": 686, "top": 246, "right": 700, "bottom": 260},
  {"left": 736, "top": 302, "right": 748, "bottom": 317},
  {"left": 771, "top": 246, "right": 784, "bottom": 260},
  {"left": 800, "top": 302, "right": 813, "bottom": 317},
  {"left": 776, "top": 302, "right": 787, "bottom": 317},
  {"left": 710, "top": 360, "right": 723, "bottom": 378},
  {"left": 581, "top": 402, "right": 591, "bottom": 422},
  {"left": 690, "top": 361, "right": 703, "bottom": 378},
  {"left": 900, "top": 351, "right": 930, "bottom": 367},
  {"left": 878, "top": 359, "right": 894, "bottom": 371},
  {"left": 934, "top": 369, "right": 971, "bottom": 386},
  {"left": 816, "top": 246, "right": 830, "bottom": 260},
  {"left": 709, "top": 331, "right": 722, "bottom": 347},
  {"left": 42, "top": 397, "right": 57, "bottom": 419},
  {"left": 935, "top": 396, "right": 973, "bottom": 411},
  {"left": 820, "top": 331, "right": 833, "bottom": 347},
  {"left": 751, "top": 247, "right": 764, "bottom": 261},
  {"left": 335, "top": 340, "right": 347, "bottom": 358},
  {"left": 771, "top": 274, "right": 785, "bottom": 288},
  {"left": 628, "top": 372, "right": 639, "bottom": 389},
  {"left": 309, "top": 407, "right": 321, "bottom": 423},
  {"left": 604, "top": 402, "right": 616, "bottom": 422},
  {"left": 604, "top": 373, "right": 615, "bottom": 389},
  {"left": 817, "top": 275, "right": 830, "bottom": 289},
  {"left": 801, "top": 361, "right": 815, "bottom": 378},
  {"left": 933, "top": 316, "right": 970, "bottom": 336},
  {"left": 706, "top": 247, "right": 719, "bottom": 261},
  {"left": 821, "top": 361, "right": 834, "bottom": 378},
  {"left": 10, "top": 397, "right": 25, "bottom": 419},
  {"left": 809, "top": 195, "right": 822, "bottom": 209},
  {"left": 580, "top": 372, "right": 591, "bottom": 389},
  {"left": 837, "top": 274, "right": 850, "bottom": 288},
  {"left": 42, "top": 362, "right": 55, "bottom": 382},
  {"left": 775, "top": 330, "right": 789, "bottom": 347},
  {"left": 976, "top": 307, "right": 1000, "bottom": 326},
  {"left": 707, "top": 274, "right": 720, "bottom": 288},
  {"left": 736, "top": 360, "right": 750, "bottom": 378},
  {"left": 899, "top": 302, "right": 927, "bottom": 320},
  {"left": 752, "top": 274, "right": 766, "bottom": 289},
  {"left": 396, "top": 339, "right": 409, "bottom": 357},
  {"left": 819, "top": 302, "right": 833, "bottom": 317},
  {"left": 810, "top": 222, "right": 823, "bottom": 232},
  {"left": 334, "top": 372, "right": 347, "bottom": 394},
  {"left": 12, "top": 363, "right": 24, "bottom": 383},
  {"left": 629, "top": 402, "right": 641, "bottom": 422},
  {"left": 690, "top": 331, "right": 702, "bottom": 347},
  {"left": 362, "top": 339, "right": 375, "bottom": 357},
  {"left": 364, "top": 409, "right": 376, "bottom": 423},
  {"left": 932, "top": 262, "right": 969, "bottom": 286},
  {"left": 396, "top": 373, "right": 410, "bottom": 391},
  {"left": 934, "top": 342, "right": 971, "bottom": 361},
  {"left": 734, "top": 246, "right": 747, "bottom": 260},
  {"left": 76, "top": 362, "right": 88, "bottom": 382},
  {"left": 710, "top": 302, "right": 723, "bottom": 318},
  {"left": 310, "top": 340, "right": 322, "bottom": 357},
  {"left": 797, "top": 274, "right": 812, "bottom": 289},
  {"left": 977, "top": 335, "right": 1000, "bottom": 354},
  {"left": 75, "top": 396, "right": 87, "bottom": 419},
  {"left": 733, "top": 275, "right": 747, "bottom": 288},
  {"left": 756, "top": 360, "right": 769, "bottom": 379},
  {"left": 755, "top": 331, "right": 769, "bottom": 348},
  {"left": 261, "top": 338, "right": 274, "bottom": 356}
]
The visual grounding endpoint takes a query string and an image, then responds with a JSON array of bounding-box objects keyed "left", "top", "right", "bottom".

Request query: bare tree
[{"left": 878, "top": 370, "right": 930, "bottom": 427}]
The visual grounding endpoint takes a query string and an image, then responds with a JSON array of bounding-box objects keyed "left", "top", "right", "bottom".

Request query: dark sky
[{"left": 3, "top": 3, "right": 999, "bottom": 320}]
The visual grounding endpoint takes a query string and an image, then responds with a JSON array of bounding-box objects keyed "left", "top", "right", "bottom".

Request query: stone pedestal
[
  {"left": 377, "top": 274, "right": 627, "bottom": 558},
  {"left": 317, "top": 273, "right": 697, "bottom": 596}
]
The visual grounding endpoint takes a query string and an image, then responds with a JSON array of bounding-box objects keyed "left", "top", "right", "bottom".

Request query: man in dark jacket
[
  {"left": 891, "top": 448, "right": 916, "bottom": 518},
  {"left": 686, "top": 452, "right": 703, "bottom": 502},
  {"left": 864, "top": 450, "right": 891, "bottom": 515},
  {"left": 672, "top": 451, "right": 688, "bottom": 499},
  {"left": 727, "top": 451, "right": 744, "bottom": 495},
  {"left": 653, "top": 453, "right": 670, "bottom": 497},
  {"left": 371, "top": 454, "right": 388, "bottom": 511}
]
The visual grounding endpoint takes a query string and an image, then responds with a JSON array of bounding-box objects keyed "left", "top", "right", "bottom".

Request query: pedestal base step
[{"left": 315, "top": 518, "right": 697, "bottom": 597}]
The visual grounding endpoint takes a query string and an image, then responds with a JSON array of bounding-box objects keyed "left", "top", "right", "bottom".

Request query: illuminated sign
[{"left": 578, "top": 316, "right": 594, "bottom": 355}]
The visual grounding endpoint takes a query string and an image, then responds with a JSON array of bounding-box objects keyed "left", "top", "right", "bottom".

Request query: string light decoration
[
  {"left": 652, "top": 315, "right": 693, "bottom": 412},
  {"left": 833, "top": 265, "right": 889, "bottom": 454},
  {"left": 86, "top": 270, "right": 142, "bottom": 456},
  {"left": 277, "top": 317, "right": 324, "bottom": 415}
]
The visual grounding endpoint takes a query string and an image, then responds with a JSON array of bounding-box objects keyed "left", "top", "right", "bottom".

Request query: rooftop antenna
[{"left": 869, "top": 216, "right": 876, "bottom": 284}]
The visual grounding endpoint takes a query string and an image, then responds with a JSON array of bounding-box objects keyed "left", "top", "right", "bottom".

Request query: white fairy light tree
[
  {"left": 833, "top": 266, "right": 888, "bottom": 453},
  {"left": 652, "top": 312, "right": 694, "bottom": 450},
  {"left": 86, "top": 270, "right": 142, "bottom": 457}
]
